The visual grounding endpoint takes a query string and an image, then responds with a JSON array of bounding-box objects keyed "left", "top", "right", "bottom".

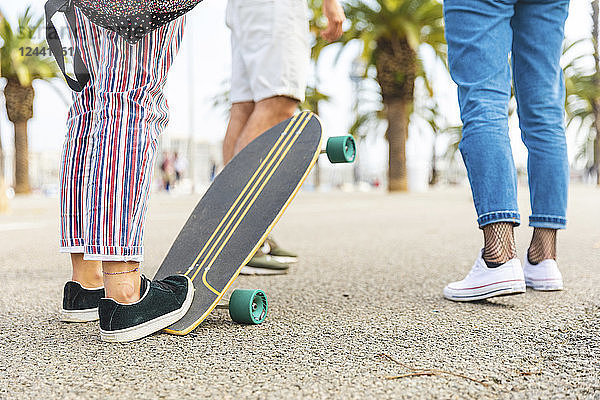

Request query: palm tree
[
  {"left": 564, "top": 41, "right": 600, "bottom": 183},
  {"left": 561, "top": 0, "right": 600, "bottom": 186},
  {"left": 563, "top": 1, "right": 600, "bottom": 186},
  {"left": 592, "top": 0, "right": 600, "bottom": 185},
  {"left": 1, "top": 8, "right": 59, "bottom": 194},
  {"left": 318, "top": 0, "right": 446, "bottom": 191}
]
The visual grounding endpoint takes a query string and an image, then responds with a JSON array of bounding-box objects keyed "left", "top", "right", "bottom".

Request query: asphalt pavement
[{"left": 0, "top": 185, "right": 598, "bottom": 399}]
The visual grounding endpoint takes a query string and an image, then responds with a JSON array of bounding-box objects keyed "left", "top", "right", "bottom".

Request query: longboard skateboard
[{"left": 154, "top": 111, "right": 356, "bottom": 335}]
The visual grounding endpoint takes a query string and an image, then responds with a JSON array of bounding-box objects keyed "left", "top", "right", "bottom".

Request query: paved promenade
[{"left": 0, "top": 186, "right": 598, "bottom": 399}]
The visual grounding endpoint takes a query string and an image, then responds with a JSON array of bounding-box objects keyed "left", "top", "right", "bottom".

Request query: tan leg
[
  {"left": 102, "top": 261, "right": 142, "bottom": 303},
  {"left": 233, "top": 96, "right": 299, "bottom": 156},
  {"left": 70, "top": 253, "right": 102, "bottom": 288},
  {"left": 223, "top": 101, "right": 255, "bottom": 165}
]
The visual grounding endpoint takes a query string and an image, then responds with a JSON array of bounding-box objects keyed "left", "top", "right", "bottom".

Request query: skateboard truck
[{"left": 321, "top": 135, "right": 357, "bottom": 164}]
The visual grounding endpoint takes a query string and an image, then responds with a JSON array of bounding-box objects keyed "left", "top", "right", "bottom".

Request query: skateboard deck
[{"left": 154, "top": 111, "right": 323, "bottom": 335}]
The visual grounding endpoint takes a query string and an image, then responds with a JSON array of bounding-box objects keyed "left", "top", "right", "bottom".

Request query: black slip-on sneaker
[
  {"left": 61, "top": 281, "right": 105, "bottom": 322},
  {"left": 98, "top": 275, "right": 194, "bottom": 342}
]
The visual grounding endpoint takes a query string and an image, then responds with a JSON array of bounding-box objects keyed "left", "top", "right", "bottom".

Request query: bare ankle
[
  {"left": 104, "top": 279, "right": 140, "bottom": 303},
  {"left": 70, "top": 254, "right": 103, "bottom": 288},
  {"left": 72, "top": 273, "right": 103, "bottom": 289}
]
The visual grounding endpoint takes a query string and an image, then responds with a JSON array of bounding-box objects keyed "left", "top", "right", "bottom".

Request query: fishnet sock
[
  {"left": 482, "top": 222, "right": 517, "bottom": 268},
  {"left": 527, "top": 228, "right": 557, "bottom": 264}
]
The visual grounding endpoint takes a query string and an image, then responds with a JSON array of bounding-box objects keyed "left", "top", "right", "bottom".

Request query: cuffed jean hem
[
  {"left": 529, "top": 215, "right": 566, "bottom": 229},
  {"left": 82, "top": 245, "right": 144, "bottom": 263},
  {"left": 477, "top": 211, "right": 521, "bottom": 228}
]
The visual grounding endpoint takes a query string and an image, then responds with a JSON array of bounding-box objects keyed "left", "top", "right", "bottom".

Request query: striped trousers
[{"left": 60, "top": 9, "right": 185, "bottom": 262}]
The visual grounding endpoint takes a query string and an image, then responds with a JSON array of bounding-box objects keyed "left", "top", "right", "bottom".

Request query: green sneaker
[
  {"left": 240, "top": 244, "right": 289, "bottom": 276},
  {"left": 263, "top": 236, "right": 298, "bottom": 264},
  {"left": 240, "top": 265, "right": 288, "bottom": 275}
]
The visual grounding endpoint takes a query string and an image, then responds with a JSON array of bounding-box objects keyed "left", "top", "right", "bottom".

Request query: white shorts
[{"left": 226, "top": 0, "right": 310, "bottom": 103}]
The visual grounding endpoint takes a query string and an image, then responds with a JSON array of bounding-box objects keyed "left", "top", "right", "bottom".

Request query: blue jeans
[{"left": 444, "top": 0, "right": 570, "bottom": 229}]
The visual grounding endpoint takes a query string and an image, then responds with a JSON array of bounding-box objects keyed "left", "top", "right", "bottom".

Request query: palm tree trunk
[
  {"left": 14, "top": 121, "right": 31, "bottom": 194},
  {"left": 374, "top": 37, "right": 415, "bottom": 192},
  {"left": 4, "top": 79, "right": 34, "bottom": 194},
  {"left": 429, "top": 141, "right": 438, "bottom": 186},
  {"left": 386, "top": 99, "right": 410, "bottom": 191}
]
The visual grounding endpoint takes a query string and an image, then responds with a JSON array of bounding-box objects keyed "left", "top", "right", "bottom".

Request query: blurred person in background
[
  {"left": 160, "top": 152, "right": 176, "bottom": 192},
  {"left": 224, "top": 0, "right": 345, "bottom": 273},
  {"left": 173, "top": 152, "right": 188, "bottom": 184}
]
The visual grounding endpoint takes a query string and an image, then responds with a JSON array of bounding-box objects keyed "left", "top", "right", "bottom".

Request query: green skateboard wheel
[
  {"left": 326, "top": 135, "right": 356, "bottom": 163},
  {"left": 229, "top": 289, "right": 268, "bottom": 324}
]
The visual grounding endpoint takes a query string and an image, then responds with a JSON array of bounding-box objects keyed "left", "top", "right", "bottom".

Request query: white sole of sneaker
[
  {"left": 525, "top": 279, "right": 563, "bottom": 291},
  {"left": 270, "top": 255, "right": 298, "bottom": 264},
  {"left": 60, "top": 308, "right": 99, "bottom": 322},
  {"left": 240, "top": 266, "right": 288, "bottom": 276},
  {"left": 444, "top": 280, "right": 526, "bottom": 302},
  {"left": 100, "top": 279, "right": 195, "bottom": 343}
]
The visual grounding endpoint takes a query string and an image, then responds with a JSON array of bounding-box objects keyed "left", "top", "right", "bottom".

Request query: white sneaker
[
  {"left": 444, "top": 250, "right": 526, "bottom": 302},
  {"left": 523, "top": 255, "right": 563, "bottom": 291}
]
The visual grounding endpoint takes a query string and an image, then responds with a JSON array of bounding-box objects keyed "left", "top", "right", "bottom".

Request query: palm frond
[{"left": 0, "top": 7, "right": 60, "bottom": 85}]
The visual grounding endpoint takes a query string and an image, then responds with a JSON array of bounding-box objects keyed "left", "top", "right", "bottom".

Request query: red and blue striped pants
[{"left": 60, "top": 9, "right": 185, "bottom": 262}]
